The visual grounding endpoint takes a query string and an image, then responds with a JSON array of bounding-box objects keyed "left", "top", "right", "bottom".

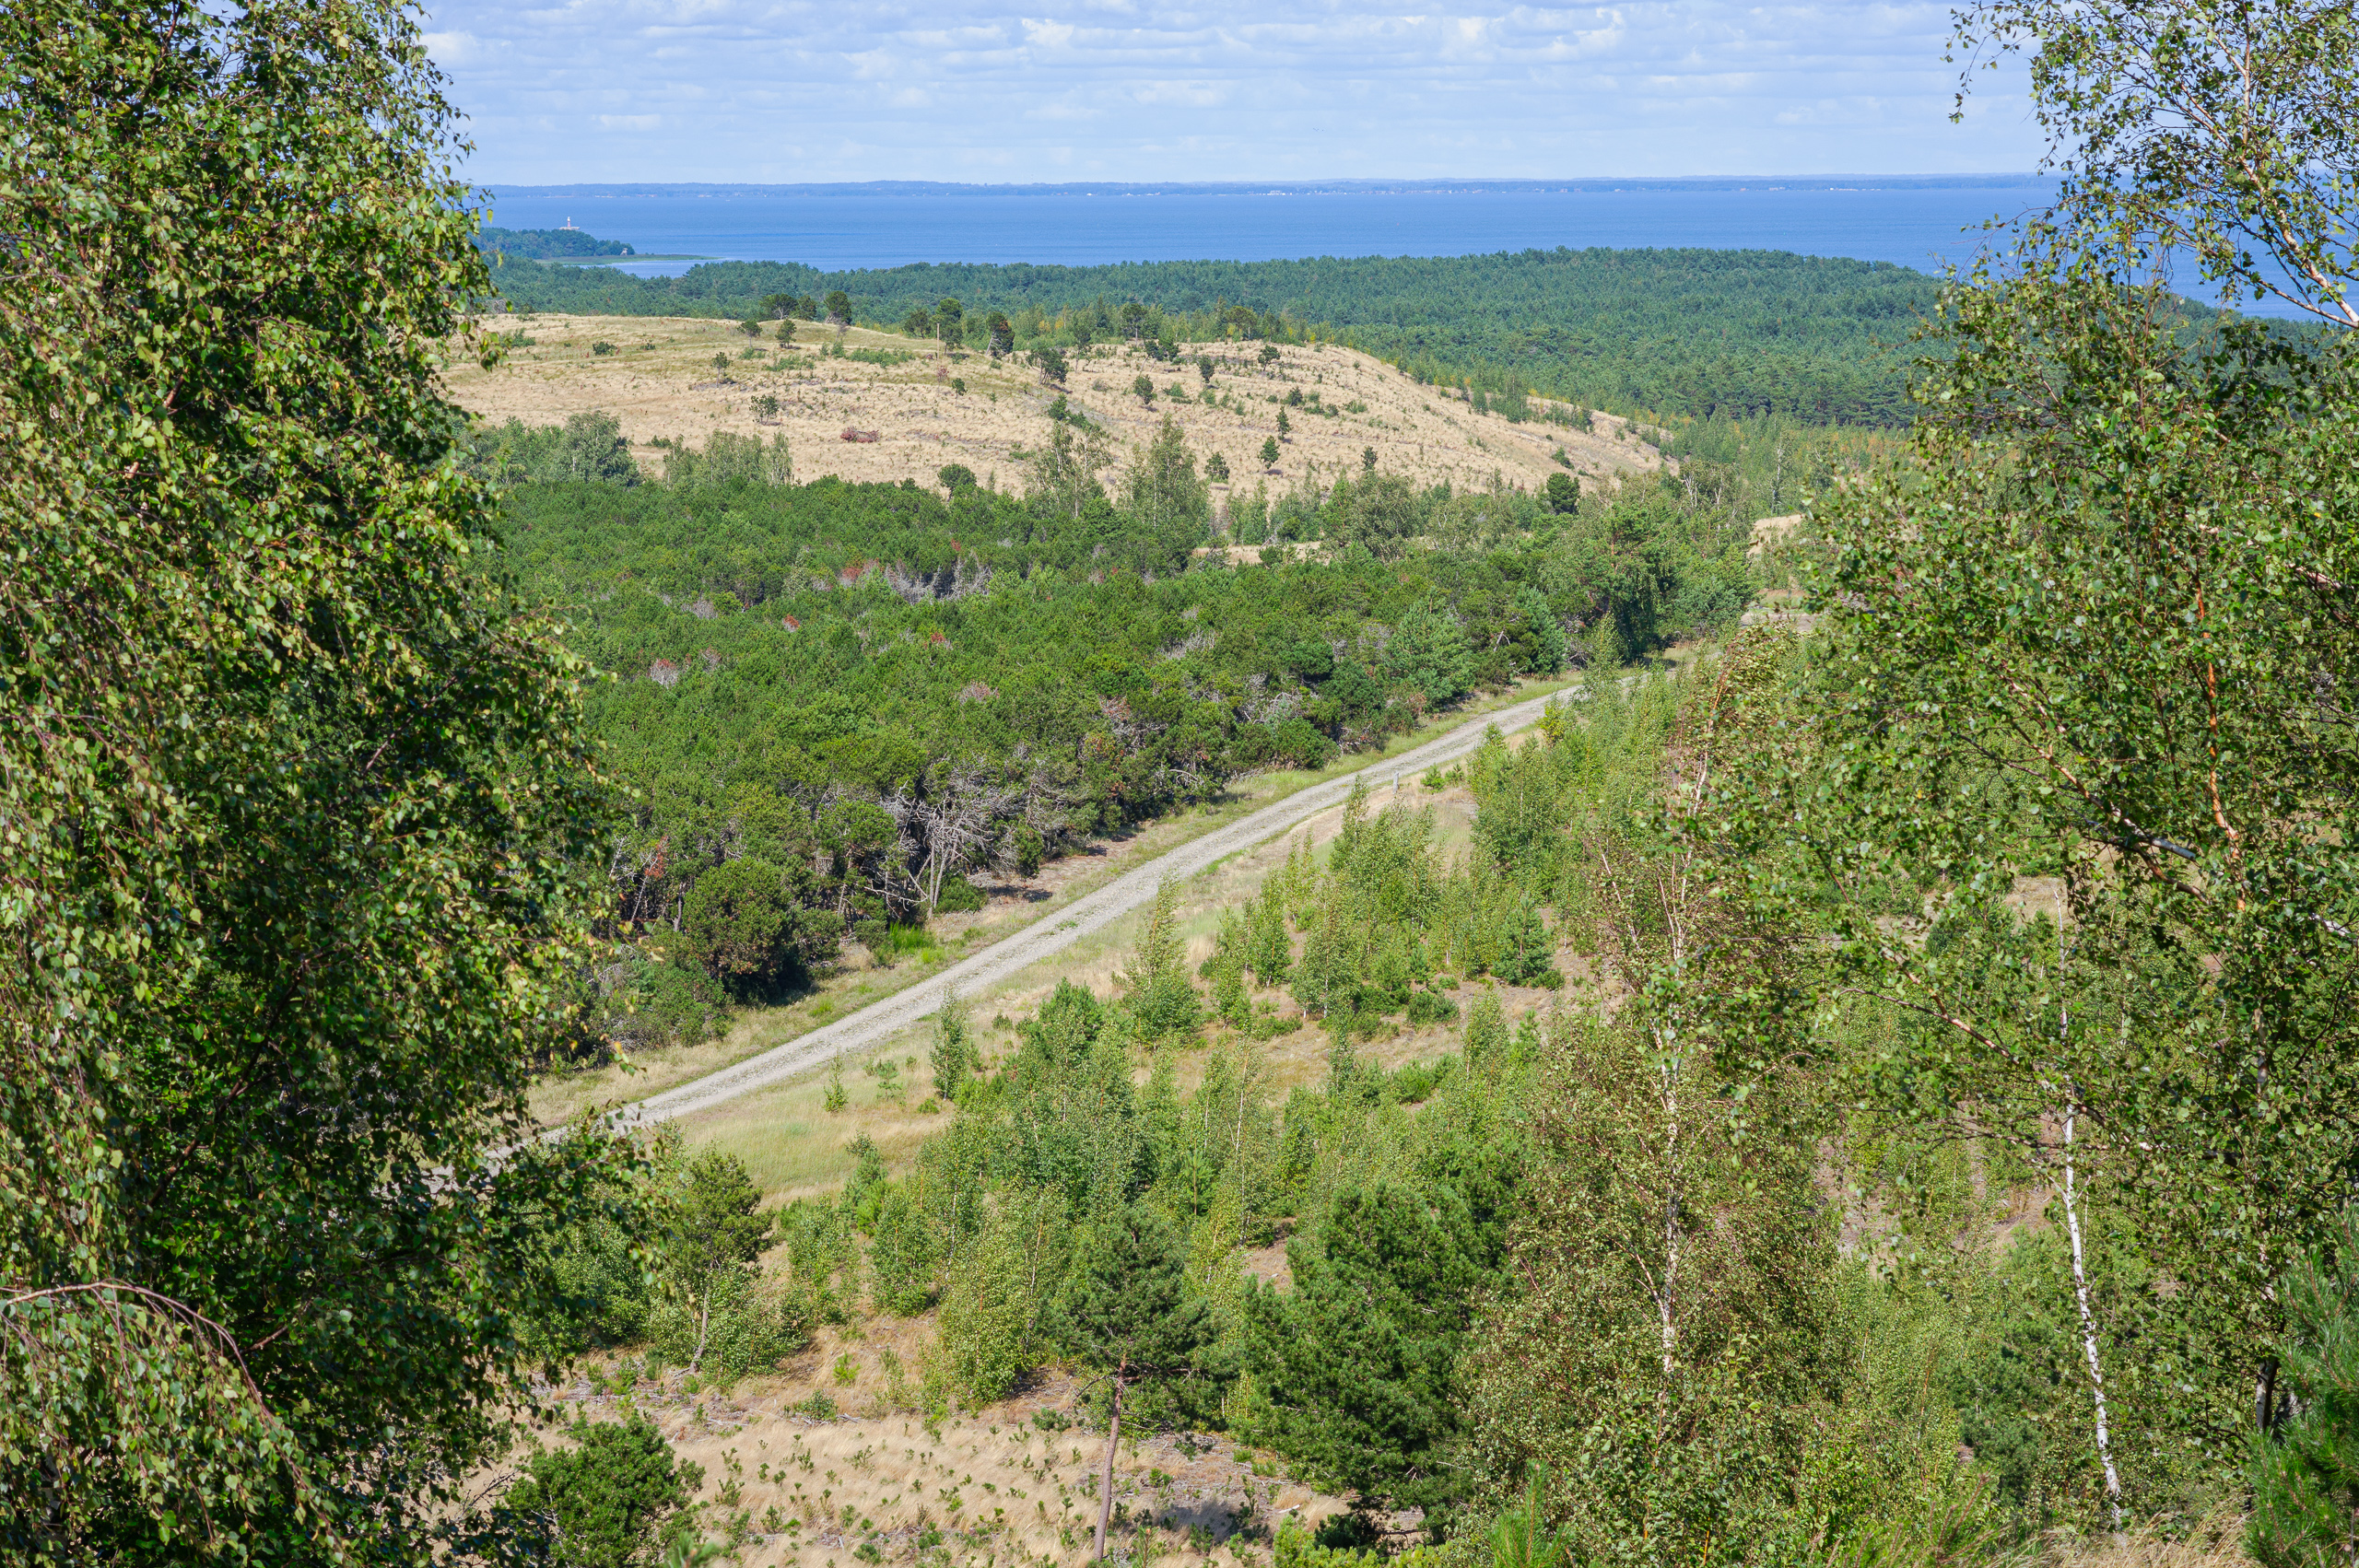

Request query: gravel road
[{"left": 610, "top": 688, "right": 1566, "bottom": 1131}]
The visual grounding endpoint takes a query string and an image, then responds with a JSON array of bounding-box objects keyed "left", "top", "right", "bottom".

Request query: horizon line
[{"left": 478, "top": 173, "right": 2048, "bottom": 197}]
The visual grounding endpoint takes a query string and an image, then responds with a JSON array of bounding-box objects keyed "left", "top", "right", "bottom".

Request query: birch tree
[
  {"left": 1797, "top": 18, "right": 2359, "bottom": 1496},
  {"left": 1461, "top": 641, "right": 1837, "bottom": 1564}
]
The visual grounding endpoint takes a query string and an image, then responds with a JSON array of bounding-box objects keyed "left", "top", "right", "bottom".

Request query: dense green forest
[
  {"left": 481, "top": 224, "right": 639, "bottom": 259},
  {"left": 487, "top": 247, "right": 1941, "bottom": 425},
  {"left": 19, "top": 1, "right": 2359, "bottom": 1565},
  {"left": 486, "top": 427, "right": 1751, "bottom": 1048}
]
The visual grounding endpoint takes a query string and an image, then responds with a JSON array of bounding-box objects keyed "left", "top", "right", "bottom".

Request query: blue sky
[{"left": 421, "top": 0, "right": 2045, "bottom": 184}]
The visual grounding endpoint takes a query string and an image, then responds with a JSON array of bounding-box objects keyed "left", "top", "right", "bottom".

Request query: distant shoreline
[
  {"left": 534, "top": 253, "right": 710, "bottom": 264},
  {"left": 481, "top": 174, "right": 2048, "bottom": 200}
]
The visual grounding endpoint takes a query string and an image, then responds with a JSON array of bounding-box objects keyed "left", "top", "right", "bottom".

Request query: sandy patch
[
  {"left": 537, "top": 1324, "right": 1348, "bottom": 1567},
  {"left": 446, "top": 316, "right": 1663, "bottom": 500}
]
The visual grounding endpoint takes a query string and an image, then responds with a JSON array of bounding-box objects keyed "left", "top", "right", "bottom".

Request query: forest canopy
[
  {"left": 491, "top": 455, "right": 1752, "bottom": 1048},
  {"left": 487, "top": 246, "right": 1945, "bottom": 425}
]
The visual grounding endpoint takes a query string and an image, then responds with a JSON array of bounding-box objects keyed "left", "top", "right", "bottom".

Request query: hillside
[
  {"left": 446, "top": 314, "right": 1666, "bottom": 499},
  {"left": 531, "top": 743, "right": 1589, "bottom": 1567},
  {"left": 482, "top": 246, "right": 1941, "bottom": 425}
]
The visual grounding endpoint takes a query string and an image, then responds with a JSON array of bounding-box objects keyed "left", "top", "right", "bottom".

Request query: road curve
[{"left": 610, "top": 688, "right": 1567, "bottom": 1131}]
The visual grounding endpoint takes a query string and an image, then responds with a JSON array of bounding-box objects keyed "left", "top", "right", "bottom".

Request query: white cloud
[
  {"left": 421, "top": 0, "right": 2039, "bottom": 181},
  {"left": 420, "top": 29, "right": 479, "bottom": 64}
]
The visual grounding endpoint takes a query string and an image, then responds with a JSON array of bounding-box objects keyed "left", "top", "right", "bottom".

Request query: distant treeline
[
  {"left": 486, "top": 247, "right": 1943, "bottom": 425},
  {"left": 478, "top": 225, "right": 636, "bottom": 259}
]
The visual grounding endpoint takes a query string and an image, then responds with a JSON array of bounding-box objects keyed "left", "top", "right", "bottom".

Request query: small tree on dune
[
  {"left": 1120, "top": 879, "right": 1201, "bottom": 1039},
  {"left": 503, "top": 1415, "right": 699, "bottom": 1568},
  {"left": 1056, "top": 1203, "right": 1214, "bottom": 1563},
  {"left": 930, "top": 990, "right": 976, "bottom": 1104}
]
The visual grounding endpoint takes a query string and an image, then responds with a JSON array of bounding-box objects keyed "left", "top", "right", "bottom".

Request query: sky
[{"left": 421, "top": 0, "right": 2048, "bottom": 186}]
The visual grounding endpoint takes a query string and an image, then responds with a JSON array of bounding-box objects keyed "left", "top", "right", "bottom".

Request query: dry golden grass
[
  {"left": 2035, "top": 1515, "right": 2253, "bottom": 1568},
  {"left": 541, "top": 1321, "right": 1350, "bottom": 1567},
  {"left": 444, "top": 315, "right": 1662, "bottom": 500}
]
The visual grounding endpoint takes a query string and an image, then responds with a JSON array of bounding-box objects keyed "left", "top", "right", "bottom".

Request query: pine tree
[
  {"left": 1245, "top": 889, "right": 1293, "bottom": 986},
  {"left": 1121, "top": 880, "right": 1202, "bottom": 1039},
  {"left": 1464, "top": 991, "right": 1508, "bottom": 1071},
  {"left": 1055, "top": 1202, "right": 1215, "bottom": 1562},
  {"left": 2252, "top": 1212, "right": 2359, "bottom": 1568},
  {"left": 504, "top": 1415, "right": 697, "bottom": 1568},
  {"left": 931, "top": 990, "right": 975, "bottom": 1103},
  {"left": 1244, "top": 1177, "right": 1500, "bottom": 1515},
  {"left": 824, "top": 1054, "right": 849, "bottom": 1113}
]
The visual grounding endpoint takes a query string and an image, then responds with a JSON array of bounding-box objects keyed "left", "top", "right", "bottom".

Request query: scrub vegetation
[{"left": 10, "top": 5, "right": 2359, "bottom": 1568}]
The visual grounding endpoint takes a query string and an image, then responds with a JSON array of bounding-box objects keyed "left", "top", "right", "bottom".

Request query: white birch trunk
[{"left": 2061, "top": 1103, "right": 2124, "bottom": 1531}]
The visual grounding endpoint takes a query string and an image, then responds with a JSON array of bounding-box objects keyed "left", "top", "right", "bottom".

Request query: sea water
[
  {"left": 481, "top": 181, "right": 2055, "bottom": 281},
  {"left": 477, "top": 180, "right": 2305, "bottom": 317}
]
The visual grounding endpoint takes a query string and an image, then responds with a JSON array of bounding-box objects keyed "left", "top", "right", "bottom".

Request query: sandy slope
[
  {"left": 537, "top": 1330, "right": 1353, "bottom": 1568},
  {"left": 444, "top": 315, "right": 1663, "bottom": 499}
]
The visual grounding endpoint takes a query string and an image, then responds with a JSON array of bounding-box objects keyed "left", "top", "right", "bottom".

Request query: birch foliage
[{"left": 1, "top": 0, "right": 616, "bottom": 1556}]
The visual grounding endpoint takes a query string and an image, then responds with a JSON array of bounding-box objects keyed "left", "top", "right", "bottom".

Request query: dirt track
[{"left": 610, "top": 687, "right": 1567, "bottom": 1130}]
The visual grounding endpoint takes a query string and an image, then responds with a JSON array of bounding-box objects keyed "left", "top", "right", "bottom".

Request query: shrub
[
  {"left": 683, "top": 859, "right": 793, "bottom": 989},
  {"left": 589, "top": 945, "right": 728, "bottom": 1056},
  {"left": 1271, "top": 717, "right": 1332, "bottom": 770},
  {"left": 503, "top": 1415, "right": 702, "bottom": 1568},
  {"left": 934, "top": 1209, "right": 1045, "bottom": 1407},
  {"left": 933, "top": 874, "right": 984, "bottom": 913},
  {"left": 592, "top": 340, "right": 616, "bottom": 356}
]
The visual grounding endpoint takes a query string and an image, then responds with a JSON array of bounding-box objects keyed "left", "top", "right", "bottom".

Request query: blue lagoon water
[{"left": 481, "top": 181, "right": 2060, "bottom": 283}]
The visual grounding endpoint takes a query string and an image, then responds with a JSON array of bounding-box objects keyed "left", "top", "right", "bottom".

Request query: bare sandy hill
[{"left": 445, "top": 314, "right": 1664, "bottom": 501}]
